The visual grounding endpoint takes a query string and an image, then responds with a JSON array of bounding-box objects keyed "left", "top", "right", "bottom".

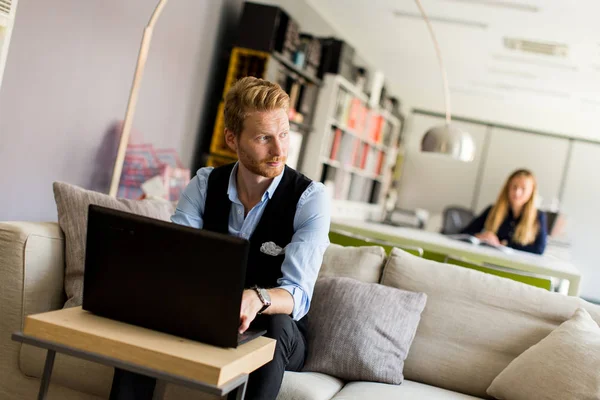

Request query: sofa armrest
[{"left": 0, "top": 221, "right": 65, "bottom": 365}]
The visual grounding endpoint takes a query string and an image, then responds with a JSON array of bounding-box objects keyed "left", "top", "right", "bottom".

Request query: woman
[{"left": 461, "top": 169, "right": 547, "bottom": 254}]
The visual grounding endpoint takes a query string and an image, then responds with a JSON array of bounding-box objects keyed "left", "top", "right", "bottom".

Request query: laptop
[{"left": 82, "top": 204, "right": 266, "bottom": 348}]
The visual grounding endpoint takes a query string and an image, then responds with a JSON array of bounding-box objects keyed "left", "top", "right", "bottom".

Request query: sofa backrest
[
  {"left": 381, "top": 247, "right": 600, "bottom": 399},
  {"left": 319, "top": 243, "right": 387, "bottom": 283},
  {"left": 0, "top": 222, "right": 66, "bottom": 321}
]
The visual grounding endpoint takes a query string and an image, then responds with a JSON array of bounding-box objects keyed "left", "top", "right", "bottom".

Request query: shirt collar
[{"left": 227, "top": 162, "right": 285, "bottom": 204}]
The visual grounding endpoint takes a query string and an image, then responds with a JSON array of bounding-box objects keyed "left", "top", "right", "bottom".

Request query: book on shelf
[
  {"left": 382, "top": 120, "right": 395, "bottom": 147},
  {"left": 347, "top": 98, "right": 361, "bottom": 130},
  {"left": 347, "top": 98, "right": 368, "bottom": 134},
  {"left": 359, "top": 143, "right": 369, "bottom": 169},
  {"left": 333, "top": 87, "right": 370, "bottom": 133},
  {"left": 366, "top": 113, "right": 385, "bottom": 144},
  {"left": 329, "top": 128, "right": 342, "bottom": 160},
  {"left": 333, "top": 131, "right": 356, "bottom": 165},
  {"left": 375, "top": 151, "right": 385, "bottom": 176},
  {"left": 364, "top": 147, "right": 379, "bottom": 176},
  {"left": 350, "top": 138, "right": 361, "bottom": 167}
]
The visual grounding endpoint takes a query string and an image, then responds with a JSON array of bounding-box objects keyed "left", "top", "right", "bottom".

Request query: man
[{"left": 110, "top": 76, "right": 331, "bottom": 400}]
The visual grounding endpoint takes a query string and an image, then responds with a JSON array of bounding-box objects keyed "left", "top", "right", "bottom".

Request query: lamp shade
[{"left": 421, "top": 123, "right": 475, "bottom": 162}]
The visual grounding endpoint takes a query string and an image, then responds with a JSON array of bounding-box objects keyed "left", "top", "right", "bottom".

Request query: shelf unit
[
  {"left": 300, "top": 74, "right": 403, "bottom": 219},
  {"left": 0, "top": 0, "right": 18, "bottom": 92}
]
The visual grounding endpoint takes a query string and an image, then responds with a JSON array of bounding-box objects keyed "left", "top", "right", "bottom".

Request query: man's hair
[{"left": 223, "top": 77, "right": 290, "bottom": 136}]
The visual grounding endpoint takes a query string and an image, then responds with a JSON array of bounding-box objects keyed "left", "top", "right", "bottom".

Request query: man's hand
[
  {"left": 239, "top": 289, "right": 263, "bottom": 334},
  {"left": 475, "top": 231, "right": 501, "bottom": 246}
]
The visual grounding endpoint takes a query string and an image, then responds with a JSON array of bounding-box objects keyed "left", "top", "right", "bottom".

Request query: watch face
[{"left": 260, "top": 288, "right": 271, "bottom": 304}]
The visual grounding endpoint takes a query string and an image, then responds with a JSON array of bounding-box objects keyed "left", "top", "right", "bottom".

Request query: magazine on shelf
[{"left": 447, "top": 234, "right": 514, "bottom": 254}]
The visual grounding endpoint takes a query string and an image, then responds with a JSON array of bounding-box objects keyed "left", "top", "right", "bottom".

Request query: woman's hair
[
  {"left": 484, "top": 169, "right": 539, "bottom": 245},
  {"left": 223, "top": 76, "right": 290, "bottom": 137}
]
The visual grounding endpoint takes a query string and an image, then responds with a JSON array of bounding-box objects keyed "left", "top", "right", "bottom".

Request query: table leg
[
  {"left": 567, "top": 275, "right": 579, "bottom": 297},
  {"left": 228, "top": 376, "right": 248, "bottom": 400},
  {"left": 151, "top": 380, "right": 166, "bottom": 400},
  {"left": 38, "top": 350, "right": 56, "bottom": 400}
]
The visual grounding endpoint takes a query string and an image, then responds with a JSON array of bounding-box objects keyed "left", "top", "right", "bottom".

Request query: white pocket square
[{"left": 260, "top": 242, "right": 285, "bottom": 256}]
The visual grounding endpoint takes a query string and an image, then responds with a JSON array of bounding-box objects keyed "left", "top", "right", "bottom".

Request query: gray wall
[{"left": 0, "top": 0, "right": 242, "bottom": 222}]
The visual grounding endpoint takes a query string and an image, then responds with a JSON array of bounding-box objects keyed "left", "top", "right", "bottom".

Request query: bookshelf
[{"left": 300, "top": 74, "right": 404, "bottom": 219}]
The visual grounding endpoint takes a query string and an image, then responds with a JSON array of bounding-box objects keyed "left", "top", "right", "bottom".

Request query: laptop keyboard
[{"left": 237, "top": 331, "right": 252, "bottom": 344}]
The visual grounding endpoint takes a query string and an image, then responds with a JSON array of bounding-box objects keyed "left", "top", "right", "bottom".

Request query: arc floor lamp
[
  {"left": 414, "top": 0, "right": 475, "bottom": 162},
  {"left": 109, "top": 0, "right": 169, "bottom": 197}
]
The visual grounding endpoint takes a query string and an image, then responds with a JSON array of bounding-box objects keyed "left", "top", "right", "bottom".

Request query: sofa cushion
[
  {"left": 330, "top": 380, "right": 483, "bottom": 400},
  {"left": 277, "top": 371, "right": 344, "bottom": 400},
  {"left": 303, "top": 277, "right": 427, "bottom": 384},
  {"left": 380, "top": 248, "right": 600, "bottom": 399},
  {"left": 53, "top": 182, "right": 175, "bottom": 308},
  {"left": 487, "top": 307, "right": 600, "bottom": 400},
  {"left": 318, "top": 243, "right": 386, "bottom": 283}
]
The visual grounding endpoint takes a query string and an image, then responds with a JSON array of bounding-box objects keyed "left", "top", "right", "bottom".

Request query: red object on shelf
[
  {"left": 330, "top": 128, "right": 343, "bottom": 160},
  {"left": 367, "top": 113, "right": 385, "bottom": 143},
  {"left": 375, "top": 151, "right": 385, "bottom": 176},
  {"left": 350, "top": 138, "right": 361, "bottom": 167},
  {"left": 347, "top": 98, "right": 362, "bottom": 130},
  {"left": 359, "top": 143, "right": 369, "bottom": 169}
]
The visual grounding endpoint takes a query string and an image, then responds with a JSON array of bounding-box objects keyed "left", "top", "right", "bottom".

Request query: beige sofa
[{"left": 1, "top": 221, "right": 599, "bottom": 400}]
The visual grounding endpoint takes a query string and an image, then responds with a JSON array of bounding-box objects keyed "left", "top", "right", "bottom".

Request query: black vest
[{"left": 203, "top": 163, "right": 312, "bottom": 289}]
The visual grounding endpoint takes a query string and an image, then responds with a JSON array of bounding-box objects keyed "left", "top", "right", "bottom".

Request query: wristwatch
[{"left": 252, "top": 286, "right": 272, "bottom": 314}]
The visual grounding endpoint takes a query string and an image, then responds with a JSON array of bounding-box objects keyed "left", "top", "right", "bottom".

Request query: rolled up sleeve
[{"left": 277, "top": 182, "right": 331, "bottom": 320}]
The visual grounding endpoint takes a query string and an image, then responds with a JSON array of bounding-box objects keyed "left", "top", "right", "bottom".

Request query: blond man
[{"left": 110, "top": 77, "right": 331, "bottom": 400}]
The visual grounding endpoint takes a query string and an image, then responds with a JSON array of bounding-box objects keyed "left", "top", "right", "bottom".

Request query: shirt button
[{"left": 237, "top": 210, "right": 242, "bottom": 215}]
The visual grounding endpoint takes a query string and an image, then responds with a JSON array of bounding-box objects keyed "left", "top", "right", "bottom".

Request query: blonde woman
[{"left": 461, "top": 169, "right": 547, "bottom": 254}]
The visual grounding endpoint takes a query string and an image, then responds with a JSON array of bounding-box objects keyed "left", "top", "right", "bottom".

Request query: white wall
[
  {"left": 474, "top": 127, "right": 570, "bottom": 213},
  {"left": 397, "top": 114, "right": 488, "bottom": 213},
  {"left": 398, "top": 111, "right": 599, "bottom": 301},
  {"left": 0, "top": 0, "right": 243, "bottom": 221},
  {"left": 560, "top": 142, "right": 600, "bottom": 300}
]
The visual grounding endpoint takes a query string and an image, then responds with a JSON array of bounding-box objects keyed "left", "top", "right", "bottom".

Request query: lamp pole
[
  {"left": 414, "top": 0, "right": 451, "bottom": 125},
  {"left": 109, "top": 0, "right": 170, "bottom": 197}
]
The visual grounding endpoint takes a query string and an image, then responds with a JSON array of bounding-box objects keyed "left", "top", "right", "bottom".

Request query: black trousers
[{"left": 109, "top": 314, "right": 306, "bottom": 400}]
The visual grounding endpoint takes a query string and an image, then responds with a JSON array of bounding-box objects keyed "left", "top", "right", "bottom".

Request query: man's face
[{"left": 226, "top": 109, "right": 290, "bottom": 178}]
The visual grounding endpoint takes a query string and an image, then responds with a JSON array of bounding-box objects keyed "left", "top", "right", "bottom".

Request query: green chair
[
  {"left": 444, "top": 256, "right": 554, "bottom": 291},
  {"left": 329, "top": 229, "right": 424, "bottom": 257}
]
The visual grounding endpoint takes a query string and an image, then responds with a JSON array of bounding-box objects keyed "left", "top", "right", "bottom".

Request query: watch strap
[{"left": 253, "top": 287, "right": 270, "bottom": 314}]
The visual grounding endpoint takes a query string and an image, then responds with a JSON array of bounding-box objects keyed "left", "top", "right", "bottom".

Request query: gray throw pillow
[
  {"left": 53, "top": 182, "right": 175, "bottom": 308},
  {"left": 303, "top": 276, "right": 427, "bottom": 384}
]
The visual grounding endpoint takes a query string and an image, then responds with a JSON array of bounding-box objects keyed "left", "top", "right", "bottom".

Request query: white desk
[{"left": 332, "top": 219, "right": 582, "bottom": 296}]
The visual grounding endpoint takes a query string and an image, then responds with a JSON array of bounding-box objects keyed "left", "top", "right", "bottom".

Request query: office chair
[{"left": 441, "top": 206, "right": 475, "bottom": 235}]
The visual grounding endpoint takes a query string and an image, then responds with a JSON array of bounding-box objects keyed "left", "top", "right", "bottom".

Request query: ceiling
[{"left": 305, "top": 0, "right": 600, "bottom": 138}]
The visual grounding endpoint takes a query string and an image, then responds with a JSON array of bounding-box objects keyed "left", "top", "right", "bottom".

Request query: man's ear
[{"left": 224, "top": 128, "right": 237, "bottom": 152}]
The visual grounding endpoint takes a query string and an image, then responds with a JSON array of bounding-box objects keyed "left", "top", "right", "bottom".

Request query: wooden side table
[{"left": 12, "top": 307, "right": 276, "bottom": 400}]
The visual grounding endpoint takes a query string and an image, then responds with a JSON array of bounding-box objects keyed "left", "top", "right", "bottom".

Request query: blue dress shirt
[{"left": 171, "top": 163, "right": 331, "bottom": 320}]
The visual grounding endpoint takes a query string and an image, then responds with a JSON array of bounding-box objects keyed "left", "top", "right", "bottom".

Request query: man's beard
[{"left": 238, "top": 148, "right": 286, "bottom": 178}]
